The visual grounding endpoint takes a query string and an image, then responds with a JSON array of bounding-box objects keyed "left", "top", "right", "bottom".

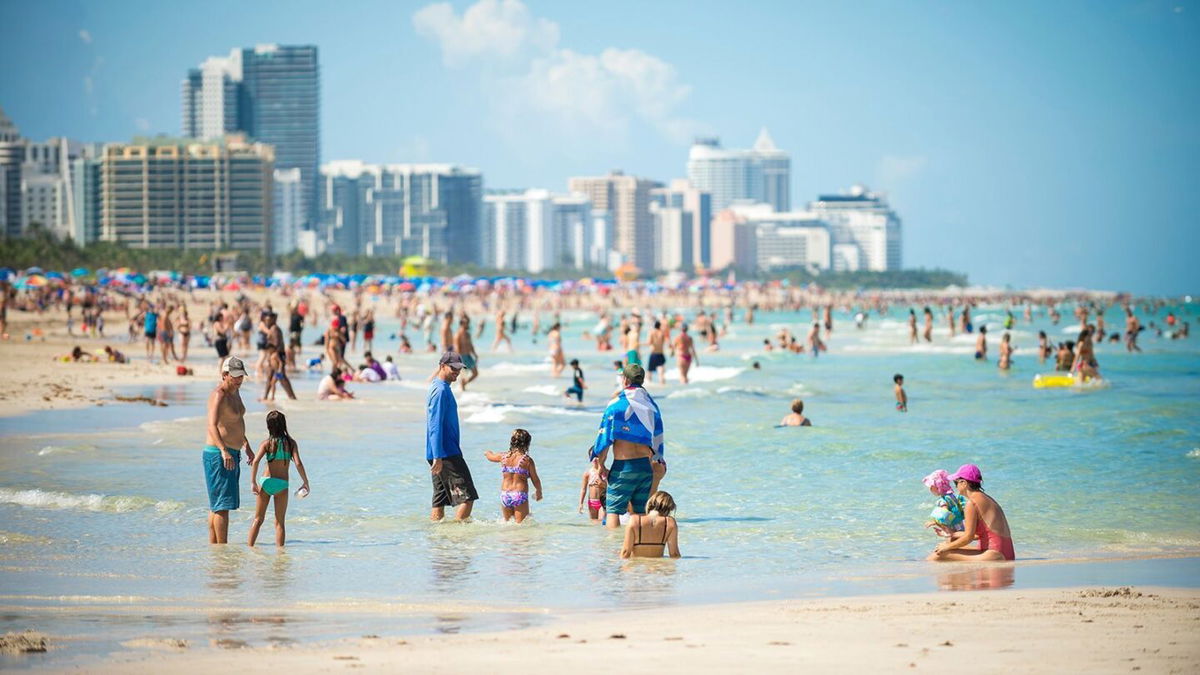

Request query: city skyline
[{"left": 1, "top": 0, "right": 1197, "bottom": 293}]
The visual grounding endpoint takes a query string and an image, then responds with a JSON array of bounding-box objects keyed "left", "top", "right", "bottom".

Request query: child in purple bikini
[{"left": 484, "top": 429, "right": 543, "bottom": 523}]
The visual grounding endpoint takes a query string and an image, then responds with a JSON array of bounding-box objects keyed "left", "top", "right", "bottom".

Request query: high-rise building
[
  {"left": 650, "top": 179, "right": 711, "bottom": 269},
  {"left": 589, "top": 209, "right": 615, "bottom": 271},
  {"left": 650, "top": 203, "right": 693, "bottom": 273},
  {"left": 183, "top": 45, "right": 320, "bottom": 229},
  {"left": 551, "top": 193, "right": 593, "bottom": 271},
  {"left": 319, "top": 161, "right": 482, "bottom": 263},
  {"left": 0, "top": 107, "right": 24, "bottom": 238},
  {"left": 686, "top": 128, "right": 790, "bottom": 213},
  {"left": 568, "top": 171, "right": 659, "bottom": 273},
  {"left": 100, "top": 136, "right": 273, "bottom": 251},
  {"left": 272, "top": 168, "right": 303, "bottom": 255},
  {"left": 727, "top": 202, "right": 830, "bottom": 272},
  {"left": 21, "top": 138, "right": 91, "bottom": 240},
  {"left": 483, "top": 190, "right": 595, "bottom": 272},
  {"left": 70, "top": 153, "right": 102, "bottom": 244},
  {"left": 808, "top": 185, "right": 901, "bottom": 271}
]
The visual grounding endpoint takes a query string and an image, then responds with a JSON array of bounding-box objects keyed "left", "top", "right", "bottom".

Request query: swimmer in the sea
[
  {"left": 974, "top": 326, "right": 988, "bottom": 360},
  {"left": 780, "top": 398, "right": 812, "bottom": 426},
  {"left": 894, "top": 373, "right": 907, "bottom": 412}
]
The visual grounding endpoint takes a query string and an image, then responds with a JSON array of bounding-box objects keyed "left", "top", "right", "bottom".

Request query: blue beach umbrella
[{"left": 71, "top": 267, "right": 90, "bottom": 277}]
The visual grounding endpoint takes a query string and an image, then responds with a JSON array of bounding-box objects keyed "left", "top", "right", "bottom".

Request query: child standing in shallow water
[
  {"left": 484, "top": 429, "right": 542, "bottom": 523},
  {"left": 894, "top": 373, "right": 907, "bottom": 412},
  {"left": 249, "top": 410, "right": 310, "bottom": 547},
  {"left": 578, "top": 454, "right": 608, "bottom": 523}
]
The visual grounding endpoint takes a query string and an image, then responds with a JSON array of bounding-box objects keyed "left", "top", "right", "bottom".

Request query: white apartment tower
[
  {"left": 272, "top": 168, "right": 303, "bottom": 255},
  {"left": 808, "top": 185, "right": 902, "bottom": 272},
  {"left": 686, "top": 128, "right": 790, "bottom": 214},
  {"left": 484, "top": 190, "right": 595, "bottom": 273}
]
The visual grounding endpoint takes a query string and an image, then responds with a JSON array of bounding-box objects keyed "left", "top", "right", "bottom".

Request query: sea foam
[{"left": 0, "top": 488, "right": 185, "bottom": 513}]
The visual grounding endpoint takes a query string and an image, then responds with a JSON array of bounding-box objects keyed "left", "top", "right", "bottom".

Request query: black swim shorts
[
  {"left": 215, "top": 336, "right": 230, "bottom": 358},
  {"left": 429, "top": 454, "right": 479, "bottom": 508},
  {"left": 647, "top": 352, "right": 667, "bottom": 373}
]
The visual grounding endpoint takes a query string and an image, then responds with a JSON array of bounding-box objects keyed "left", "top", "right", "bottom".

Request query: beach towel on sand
[{"left": 591, "top": 387, "right": 664, "bottom": 463}]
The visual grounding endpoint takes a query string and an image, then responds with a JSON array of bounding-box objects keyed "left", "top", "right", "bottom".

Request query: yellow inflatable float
[{"left": 1033, "top": 373, "right": 1099, "bottom": 389}]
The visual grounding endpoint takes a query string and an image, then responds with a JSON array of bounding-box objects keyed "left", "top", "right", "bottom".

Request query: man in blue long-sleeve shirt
[{"left": 426, "top": 351, "right": 478, "bottom": 521}]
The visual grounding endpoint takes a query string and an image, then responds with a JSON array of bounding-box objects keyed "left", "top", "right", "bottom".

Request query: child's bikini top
[
  {"left": 500, "top": 452, "right": 529, "bottom": 476},
  {"left": 265, "top": 438, "right": 292, "bottom": 464}
]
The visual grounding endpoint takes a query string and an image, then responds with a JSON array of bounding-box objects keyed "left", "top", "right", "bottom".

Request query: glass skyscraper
[
  {"left": 319, "top": 161, "right": 483, "bottom": 263},
  {"left": 182, "top": 45, "right": 320, "bottom": 232}
]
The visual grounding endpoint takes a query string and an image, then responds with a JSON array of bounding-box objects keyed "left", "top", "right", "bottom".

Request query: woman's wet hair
[
  {"left": 645, "top": 491, "right": 676, "bottom": 516},
  {"left": 569, "top": 359, "right": 579, "bottom": 366},
  {"left": 791, "top": 398, "right": 804, "bottom": 414},
  {"left": 510, "top": 428, "right": 532, "bottom": 452},
  {"left": 956, "top": 478, "right": 982, "bottom": 491}
]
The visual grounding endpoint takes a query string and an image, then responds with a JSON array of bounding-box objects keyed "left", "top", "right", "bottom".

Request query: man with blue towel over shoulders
[{"left": 590, "top": 363, "right": 666, "bottom": 529}]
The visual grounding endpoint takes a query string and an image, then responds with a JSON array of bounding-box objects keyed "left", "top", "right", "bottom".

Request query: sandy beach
[
  {"left": 40, "top": 586, "right": 1191, "bottom": 673},
  {"left": 0, "top": 308, "right": 216, "bottom": 417}
]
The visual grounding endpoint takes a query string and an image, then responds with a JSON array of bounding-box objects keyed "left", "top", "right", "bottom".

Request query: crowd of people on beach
[{"left": 5, "top": 275, "right": 1191, "bottom": 562}]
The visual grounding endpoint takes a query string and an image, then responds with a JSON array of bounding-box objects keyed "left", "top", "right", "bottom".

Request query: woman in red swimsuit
[{"left": 927, "top": 463, "right": 1015, "bottom": 562}]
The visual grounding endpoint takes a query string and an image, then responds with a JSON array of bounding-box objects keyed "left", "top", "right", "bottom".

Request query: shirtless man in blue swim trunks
[
  {"left": 591, "top": 364, "right": 666, "bottom": 530},
  {"left": 203, "top": 357, "right": 254, "bottom": 544}
]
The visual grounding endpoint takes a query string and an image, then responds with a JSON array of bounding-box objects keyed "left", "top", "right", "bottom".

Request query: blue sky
[{"left": 2, "top": 0, "right": 1197, "bottom": 294}]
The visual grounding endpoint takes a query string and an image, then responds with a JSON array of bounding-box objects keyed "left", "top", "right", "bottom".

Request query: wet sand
[{"left": 69, "top": 586, "right": 1199, "bottom": 673}]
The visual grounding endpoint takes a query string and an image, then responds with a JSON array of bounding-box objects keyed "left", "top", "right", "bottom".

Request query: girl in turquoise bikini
[{"left": 248, "top": 411, "right": 310, "bottom": 547}]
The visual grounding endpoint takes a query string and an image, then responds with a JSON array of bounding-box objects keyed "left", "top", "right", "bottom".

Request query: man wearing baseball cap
[
  {"left": 203, "top": 357, "right": 255, "bottom": 544},
  {"left": 929, "top": 463, "right": 1016, "bottom": 562},
  {"left": 590, "top": 363, "right": 667, "bottom": 529},
  {"left": 426, "top": 351, "right": 478, "bottom": 521}
]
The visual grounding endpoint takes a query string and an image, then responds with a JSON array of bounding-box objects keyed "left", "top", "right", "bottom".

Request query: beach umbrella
[{"left": 71, "top": 267, "right": 90, "bottom": 277}]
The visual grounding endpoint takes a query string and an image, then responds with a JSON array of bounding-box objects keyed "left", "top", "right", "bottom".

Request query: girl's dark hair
[
  {"left": 569, "top": 359, "right": 579, "bottom": 366},
  {"left": 893, "top": 373, "right": 903, "bottom": 383},
  {"left": 510, "top": 428, "right": 532, "bottom": 452},
  {"left": 265, "top": 410, "right": 294, "bottom": 457}
]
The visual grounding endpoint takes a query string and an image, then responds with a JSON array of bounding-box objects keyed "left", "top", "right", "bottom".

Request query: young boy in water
[
  {"left": 564, "top": 358, "right": 587, "bottom": 405},
  {"left": 894, "top": 373, "right": 907, "bottom": 412}
]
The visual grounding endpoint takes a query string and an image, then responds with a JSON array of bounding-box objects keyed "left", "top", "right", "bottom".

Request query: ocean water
[{"left": 2, "top": 303, "right": 1199, "bottom": 659}]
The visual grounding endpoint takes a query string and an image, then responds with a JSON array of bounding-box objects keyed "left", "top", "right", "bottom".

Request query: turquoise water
[{"left": 1, "top": 303, "right": 1198, "bottom": 656}]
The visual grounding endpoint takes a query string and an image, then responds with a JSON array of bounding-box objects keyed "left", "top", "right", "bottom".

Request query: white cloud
[
  {"left": 413, "top": 0, "right": 557, "bottom": 67},
  {"left": 78, "top": 29, "right": 92, "bottom": 44},
  {"left": 413, "top": 0, "right": 704, "bottom": 148}
]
